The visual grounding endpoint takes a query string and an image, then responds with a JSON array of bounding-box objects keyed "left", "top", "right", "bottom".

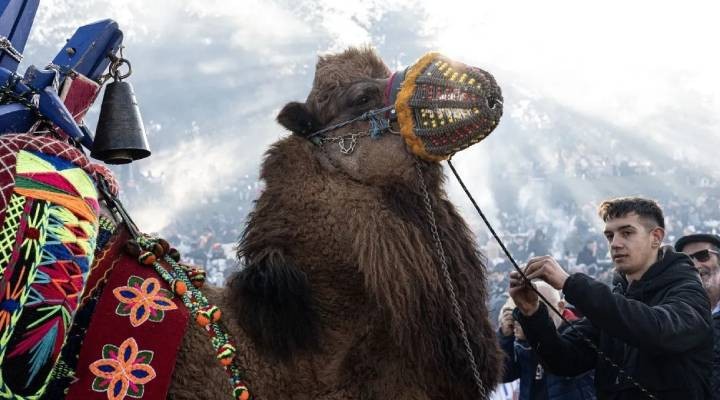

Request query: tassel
[
  {"left": 168, "top": 248, "right": 181, "bottom": 262},
  {"left": 216, "top": 343, "right": 236, "bottom": 366},
  {"left": 196, "top": 305, "right": 222, "bottom": 327},
  {"left": 233, "top": 384, "right": 250, "bottom": 400},
  {"left": 188, "top": 269, "right": 206, "bottom": 288},
  {"left": 171, "top": 280, "right": 187, "bottom": 296},
  {"left": 138, "top": 251, "right": 156, "bottom": 265}
]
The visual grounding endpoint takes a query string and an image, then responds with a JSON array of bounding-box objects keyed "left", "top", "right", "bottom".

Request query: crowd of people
[{"left": 492, "top": 197, "right": 719, "bottom": 399}]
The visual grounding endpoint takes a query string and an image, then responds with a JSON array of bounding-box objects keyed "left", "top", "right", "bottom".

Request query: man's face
[
  {"left": 680, "top": 241, "right": 720, "bottom": 288},
  {"left": 603, "top": 212, "right": 662, "bottom": 277}
]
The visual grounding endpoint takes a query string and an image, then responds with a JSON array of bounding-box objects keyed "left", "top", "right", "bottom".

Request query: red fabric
[
  {"left": 86, "top": 163, "right": 119, "bottom": 196},
  {"left": 66, "top": 252, "right": 190, "bottom": 400},
  {"left": 81, "top": 227, "right": 129, "bottom": 307},
  {"left": 384, "top": 71, "right": 399, "bottom": 106},
  {"left": 23, "top": 172, "right": 80, "bottom": 195},
  {"left": 562, "top": 308, "right": 580, "bottom": 322},
  {"left": 59, "top": 74, "right": 101, "bottom": 123}
]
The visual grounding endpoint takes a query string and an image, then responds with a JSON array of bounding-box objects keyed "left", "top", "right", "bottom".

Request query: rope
[
  {"left": 446, "top": 159, "right": 657, "bottom": 399},
  {"left": 0, "top": 36, "right": 23, "bottom": 63},
  {"left": 306, "top": 105, "right": 394, "bottom": 140}
]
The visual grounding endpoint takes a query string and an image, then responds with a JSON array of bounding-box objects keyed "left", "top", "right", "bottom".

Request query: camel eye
[{"left": 354, "top": 95, "right": 370, "bottom": 106}]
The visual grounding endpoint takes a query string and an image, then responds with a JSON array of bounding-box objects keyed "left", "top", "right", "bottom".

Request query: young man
[
  {"left": 509, "top": 197, "right": 712, "bottom": 399},
  {"left": 675, "top": 233, "right": 720, "bottom": 398}
]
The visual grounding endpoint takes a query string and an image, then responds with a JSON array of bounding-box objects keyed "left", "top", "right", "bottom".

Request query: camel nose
[
  {"left": 487, "top": 94, "right": 502, "bottom": 110},
  {"left": 391, "top": 52, "right": 504, "bottom": 162},
  {"left": 475, "top": 69, "right": 503, "bottom": 121}
]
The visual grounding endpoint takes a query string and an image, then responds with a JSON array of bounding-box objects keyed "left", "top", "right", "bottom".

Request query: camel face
[
  {"left": 311, "top": 76, "right": 418, "bottom": 185},
  {"left": 277, "top": 49, "right": 417, "bottom": 185},
  {"left": 277, "top": 48, "right": 503, "bottom": 185}
]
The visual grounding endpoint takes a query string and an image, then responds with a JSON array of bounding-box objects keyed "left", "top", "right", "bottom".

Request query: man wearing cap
[
  {"left": 676, "top": 233, "right": 720, "bottom": 398},
  {"left": 508, "top": 197, "right": 713, "bottom": 399}
]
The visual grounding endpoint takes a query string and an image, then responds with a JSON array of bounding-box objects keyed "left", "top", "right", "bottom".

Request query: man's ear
[
  {"left": 276, "top": 101, "right": 320, "bottom": 137},
  {"left": 651, "top": 227, "right": 665, "bottom": 248}
]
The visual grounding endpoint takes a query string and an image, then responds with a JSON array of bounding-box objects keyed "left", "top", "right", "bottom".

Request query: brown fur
[
  {"left": 169, "top": 47, "right": 502, "bottom": 399},
  {"left": 307, "top": 46, "right": 391, "bottom": 125}
]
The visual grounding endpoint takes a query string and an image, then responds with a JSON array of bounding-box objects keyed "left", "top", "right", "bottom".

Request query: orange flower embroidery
[
  {"left": 113, "top": 276, "right": 177, "bottom": 327},
  {"left": 89, "top": 337, "right": 156, "bottom": 400}
]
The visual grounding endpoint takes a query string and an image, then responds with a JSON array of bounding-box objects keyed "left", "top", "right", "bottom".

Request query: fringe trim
[{"left": 395, "top": 52, "right": 447, "bottom": 162}]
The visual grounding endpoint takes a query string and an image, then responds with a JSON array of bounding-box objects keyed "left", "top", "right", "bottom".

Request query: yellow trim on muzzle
[{"left": 395, "top": 52, "right": 447, "bottom": 162}]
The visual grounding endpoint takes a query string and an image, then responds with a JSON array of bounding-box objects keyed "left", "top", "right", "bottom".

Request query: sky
[{"left": 20, "top": 0, "right": 720, "bottom": 235}]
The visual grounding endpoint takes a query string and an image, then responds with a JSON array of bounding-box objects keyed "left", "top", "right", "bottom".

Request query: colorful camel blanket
[
  {"left": 0, "top": 133, "right": 189, "bottom": 400},
  {"left": 0, "top": 133, "right": 101, "bottom": 399}
]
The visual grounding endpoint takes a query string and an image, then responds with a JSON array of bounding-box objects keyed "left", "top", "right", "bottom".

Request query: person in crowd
[
  {"left": 499, "top": 284, "right": 596, "bottom": 399},
  {"left": 508, "top": 197, "right": 712, "bottom": 399},
  {"left": 576, "top": 240, "right": 598, "bottom": 267},
  {"left": 526, "top": 229, "right": 550, "bottom": 258},
  {"left": 675, "top": 233, "right": 720, "bottom": 398}
]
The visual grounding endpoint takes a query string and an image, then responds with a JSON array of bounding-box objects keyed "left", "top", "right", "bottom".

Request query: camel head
[{"left": 276, "top": 47, "right": 503, "bottom": 185}]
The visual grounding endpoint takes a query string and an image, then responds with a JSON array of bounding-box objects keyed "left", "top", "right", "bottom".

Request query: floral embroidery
[
  {"left": 89, "top": 337, "right": 156, "bottom": 400},
  {"left": 113, "top": 276, "right": 177, "bottom": 327}
]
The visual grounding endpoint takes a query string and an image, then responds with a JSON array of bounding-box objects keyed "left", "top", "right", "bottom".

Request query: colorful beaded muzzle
[{"left": 388, "top": 52, "right": 503, "bottom": 162}]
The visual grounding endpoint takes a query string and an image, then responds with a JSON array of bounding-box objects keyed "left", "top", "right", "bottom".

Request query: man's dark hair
[{"left": 598, "top": 197, "right": 665, "bottom": 229}]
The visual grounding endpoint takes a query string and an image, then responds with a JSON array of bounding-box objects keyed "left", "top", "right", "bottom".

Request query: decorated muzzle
[
  {"left": 308, "top": 52, "right": 502, "bottom": 162},
  {"left": 387, "top": 52, "right": 503, "bottom": 162}
]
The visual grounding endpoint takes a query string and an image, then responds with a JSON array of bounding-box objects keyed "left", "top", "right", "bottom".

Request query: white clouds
[
  {"left": 31, "top": 0, "right": 720, "bottom": 128},
  {"left": 196, "top": 58, "right": 237, "bottom": 76},
  {"left": 127, "top": 119, "right": 280, "bottom": 233},
  {"left": 420, "top": 0, "right": 720, "bottom": 128},
  {"left": 186, "top": 1, "right": 316, "bottom": 53}
]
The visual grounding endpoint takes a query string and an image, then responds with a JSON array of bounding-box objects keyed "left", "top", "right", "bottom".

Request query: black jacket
[
  {"left": 514, "top": 246, "right": 713, "bottom": 400},
  {"left": 712, "top": 310, "right": 720, "bottom": 400}
]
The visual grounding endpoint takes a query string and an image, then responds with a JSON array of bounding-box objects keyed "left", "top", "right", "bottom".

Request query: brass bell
[{"left": 91, "top": 79, "right": 150, "bottom": 164}]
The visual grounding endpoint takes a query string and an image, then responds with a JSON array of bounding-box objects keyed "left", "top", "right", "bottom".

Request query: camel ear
[
  {"left": 276, "top": 101, "right": 320, "bottom": 137},
  {"left": 230, "top": 257, "right": 319, "bottom": 360}
]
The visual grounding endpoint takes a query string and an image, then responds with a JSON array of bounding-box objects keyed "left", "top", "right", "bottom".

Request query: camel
[{"left": 168, "top": 47, "right": 504, "bottom": 400}]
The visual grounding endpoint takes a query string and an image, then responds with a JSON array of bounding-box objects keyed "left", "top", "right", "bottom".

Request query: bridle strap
[
  {"left": 384, "top": 68, "right": 406, "bottom": 110},
  {"left": 306, "top": 105, "right": 395, "bottom": 142}
]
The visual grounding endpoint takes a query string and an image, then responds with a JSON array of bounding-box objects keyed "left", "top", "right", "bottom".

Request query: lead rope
[
  {"left": 445, "top": 159, "right": 656, "bottom": 399},
  {"left": 415, "top": 162, "right": 489, "bottom": 399}
]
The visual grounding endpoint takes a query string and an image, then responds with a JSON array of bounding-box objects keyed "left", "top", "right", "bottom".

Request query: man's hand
[
  {"left": 509, "top": 271, "right": 539, "bottom": 316},
  {"left": 524, "top": 255, "right": 570, "bottom": 290},
  {"left": 499, "top": 308, "right": 514, "bottom": 336}
]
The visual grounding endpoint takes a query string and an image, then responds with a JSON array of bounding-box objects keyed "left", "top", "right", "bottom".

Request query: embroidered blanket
[{"left": 0, "top": 133, "right": 101, "bottom": 399}]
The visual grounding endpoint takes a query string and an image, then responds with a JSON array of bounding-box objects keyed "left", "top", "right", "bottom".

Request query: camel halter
[{"left": 307, "top": 52, "right": 503, "bottom": 162}]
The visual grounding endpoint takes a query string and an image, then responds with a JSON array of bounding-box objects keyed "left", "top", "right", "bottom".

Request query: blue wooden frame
[{"left": 0, "top": 0, "right": 123, "bottom": 150}]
